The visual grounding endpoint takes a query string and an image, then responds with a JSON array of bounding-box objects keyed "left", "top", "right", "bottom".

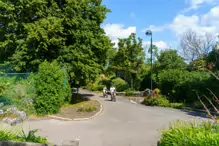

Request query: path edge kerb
[{"left": 48, "top": 99, "right": 103, "bottom": 121}]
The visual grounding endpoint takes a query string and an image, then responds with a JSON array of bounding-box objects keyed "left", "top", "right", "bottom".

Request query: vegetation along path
[{"left": 27, "top": 89, "right": 206, "bottom": 146}]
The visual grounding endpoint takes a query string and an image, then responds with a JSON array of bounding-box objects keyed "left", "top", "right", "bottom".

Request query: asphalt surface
[{"left": 27, "top": 89, "right": 205, "bottom": 146}]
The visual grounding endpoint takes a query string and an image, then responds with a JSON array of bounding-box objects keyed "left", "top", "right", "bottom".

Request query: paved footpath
[{"left": 26, "top": 89, "right": 204, "bottom": 146}]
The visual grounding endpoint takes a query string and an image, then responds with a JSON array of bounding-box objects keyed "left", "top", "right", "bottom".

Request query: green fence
[{"left": 0, "top": 73, "right": 31, "bottom": 80}]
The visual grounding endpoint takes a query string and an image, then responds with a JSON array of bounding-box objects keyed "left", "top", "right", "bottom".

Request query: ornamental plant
[{"left": 0, "top": 103, "right": 49, "bottom": 144}]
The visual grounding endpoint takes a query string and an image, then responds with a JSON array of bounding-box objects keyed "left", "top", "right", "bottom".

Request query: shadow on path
[
  {"left": 104, "top": 99, "right": 113, "bottom": 102},
  {"left": 80, "top": 93, "right": 95, "bottom": 97},
  {"left": 180, "top": 109, "right": 209, "bottom": 119}
]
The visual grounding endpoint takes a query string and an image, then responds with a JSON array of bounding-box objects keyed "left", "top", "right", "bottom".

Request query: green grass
[
  {"left": 77, "top": 106, "right": 97, "bottom": 112},
  {"left": 64, "top": 100, "right": 97, "bottom": 108},
  {"left": 159, "top": 120, "right": 219, "bottom": 146}
]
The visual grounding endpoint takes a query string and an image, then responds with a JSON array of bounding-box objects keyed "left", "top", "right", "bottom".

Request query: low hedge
[{"left": 144, "top": 96, "right": 185, "bottom": 109}]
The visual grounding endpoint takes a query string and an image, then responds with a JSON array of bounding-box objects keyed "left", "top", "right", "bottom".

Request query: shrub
[
  {"left": 91, "top": 83, "right": 104, "bottom": 91},
  {"left": 0, "top": 75, "right": 37, "bottom": 115},
  {"left": 85, "top": 82, "right": 93, "bottom": 91},
  {"left": 169, "top": 103, "right": 185, "bottom": 109},
  {"left": 125, "top": 88, "right": 136, "bottom": 96},
  {"left": 0, "top": 76, "right": 17, "bottom": 105},
  {"left": 111, "top": 77, "right": 129, "bottom": 92},
  {"left": 159, "top": 120, "right": 219, "bottom": 146},
  {"left": 33, "top": 61, "right": 72, "bottom": 115},
  {"left": 144, "top": 96, "right": 169, "bottom": 107},
  {"left": 85, "top": 82, "right": 103, "bottom": 91},
  {"left": 154, "top": 88, "right": 161, "bottom": 95},
  {"left": 155, "top": 69, "right": 211, "bottom": 103}
]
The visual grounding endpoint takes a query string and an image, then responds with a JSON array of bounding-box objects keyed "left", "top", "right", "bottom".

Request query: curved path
[{"left": 28, "top": 89, "right": 204, "bottom": 146}]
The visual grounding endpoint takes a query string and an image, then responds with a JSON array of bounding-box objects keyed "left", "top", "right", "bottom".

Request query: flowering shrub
[{"left": 0, "top": 103, "right": 48, "bottom": 144}]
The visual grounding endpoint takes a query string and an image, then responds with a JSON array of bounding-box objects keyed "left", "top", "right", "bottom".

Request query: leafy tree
[
  {"left": 188, "top": 59, "right": 207, "bottom": 71},
  {"left": 109, "top": 33, "right": 145, "bottom": 89},
  {"left": 206, "top": 48, "right": 219, "bottom": 71},
  {"left": 146, "top": 44, "right": 159, "bottom": 64},
  {"left": 0, "top": 0, "right": 112, "bottom": 86},
  {"left": 153, "top": 49, "right": 187, "bottom": 73}
]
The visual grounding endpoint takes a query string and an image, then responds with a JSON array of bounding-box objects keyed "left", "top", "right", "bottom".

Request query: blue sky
[{"left": 102, "top": 0, "right": 219, "bottom": 51}]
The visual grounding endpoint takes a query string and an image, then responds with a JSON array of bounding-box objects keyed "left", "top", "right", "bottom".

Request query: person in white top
[
  {"left": 110, "top": 86, "right": 116, "bottom": 101},
  {"left": 110, "top": 86, "right": 116, "bottom": 93},
  {"left": 103, "top": 86, "right": 108, "bottom": 98}
]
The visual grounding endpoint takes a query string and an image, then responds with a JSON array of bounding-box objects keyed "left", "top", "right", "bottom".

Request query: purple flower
[
  {"left": 3, "top": 118, "right": 10, "bottom": 123},
  {"left": 1, "top": 107, "right": 28, "bottom": 126},
  {"left": 18, "top": 111, "right": 28, "bottom": 121},
  {"left": 2, "top": 118, "right": 22, "bottom": 125}
]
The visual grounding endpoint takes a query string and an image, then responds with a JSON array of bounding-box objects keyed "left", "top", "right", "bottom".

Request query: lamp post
[{"left": 145, "top": 30, "right": 153, "bottom": 92}]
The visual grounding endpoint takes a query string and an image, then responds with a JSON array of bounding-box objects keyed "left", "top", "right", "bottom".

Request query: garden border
[{"left": 48, "top": 100, "right": 103, "bottom": 121}]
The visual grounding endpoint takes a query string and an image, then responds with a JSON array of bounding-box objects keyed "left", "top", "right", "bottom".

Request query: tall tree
[
  {"left": 180, "top": 29, "right": 214, "bottom": 62},
  {"left": 109, "top": 33, "right": 145, "bottom": 89},
  {"left": 153, "top": 49, "right": 187, "bottom": 73},
  {"left": 0, "top": 0, "right": 112, "bottom": 85}
]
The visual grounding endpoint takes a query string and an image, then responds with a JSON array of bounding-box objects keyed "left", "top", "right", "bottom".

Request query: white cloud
[
  {"left": 183, "top": 0, "right": 219, "bottom": 12},
  {"left": 169, "top": 14, "right": 217, "bottom": 36},
  {"left": 103, "top": 23, "right": 170, "bottom": 50},
  {"left": 144, "top": 6, "right": 219, "bottom": 36},
  {"left": 142, "top": 25, "right": 167, "bottom": 33},
  {"left": 103, "top": 23, "right": 136, "bottom": 47},
  {"left": 202, "top": 6, "right": 219, "bottom": 25},
  {"left": 143, "top": 41, "right": 169, "bottom": 50},
  {"left": 103, "top": 24, "right": 136, "bottom": 40}
]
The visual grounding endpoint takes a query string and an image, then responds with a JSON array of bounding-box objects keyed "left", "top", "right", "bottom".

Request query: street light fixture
[{"left": 145, "top": 30, "right": 153, "bottom": 92}]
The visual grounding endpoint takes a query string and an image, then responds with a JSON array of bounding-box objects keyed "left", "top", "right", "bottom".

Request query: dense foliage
[
  {"left": 108, "top": 33, "right": 145, "bottom": 90},
  {"left": 154, "top": 69, "right": 211, "bottom": 103},
  {"left": 0, "top": 0, "right": 112, "bottom": 86},
  {"left": 33, "top": 61, "right": 72, "bottom": 115},
  {"left": 153, "top": 49, "right": 187, "bottom": 72},
  {"left": 0, "top": 75, "right": 36, "bottom": 115},
  {"left": 111, "top": 77, "right": 129, "bottom": 92}
]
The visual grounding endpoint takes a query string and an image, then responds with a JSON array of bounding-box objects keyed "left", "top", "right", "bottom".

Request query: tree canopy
[
  {"left": 0, "top": 0, "right": 112, "bottom": 85},
  {"left": 109, "top": 33, "right": 145, "bottom": 89},
  {"left": 153, "top": 49, "right": 187, "bottom": 72}
]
